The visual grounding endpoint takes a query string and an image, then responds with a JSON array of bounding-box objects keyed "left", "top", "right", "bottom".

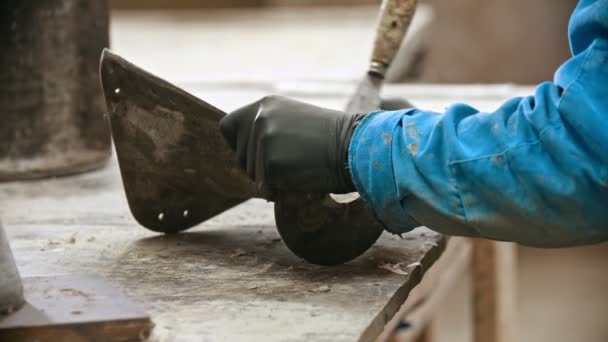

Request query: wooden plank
[
  {"left": 472, "top": 239, "right": 517, "bottom": 342},
  {"left": 384, "top": 238, "right": 473, "bottom": 342},
  {"left": 0, "top": 275, "right": 152, "bottom": 342},
  {"left": 0, "top": 83, "right": 529, "bottom": 341},
  {"left": 0, "top": 159, "right": 445, "bottom": 341}
]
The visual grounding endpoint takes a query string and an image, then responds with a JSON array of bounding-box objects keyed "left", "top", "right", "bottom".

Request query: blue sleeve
[{"left": 348, "top": 0, "right": 608, "bottom": 247}]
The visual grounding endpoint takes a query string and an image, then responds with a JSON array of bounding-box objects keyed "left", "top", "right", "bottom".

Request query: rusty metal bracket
[{"left": 100, "top": 50, "right": 254, "bottom": 234}]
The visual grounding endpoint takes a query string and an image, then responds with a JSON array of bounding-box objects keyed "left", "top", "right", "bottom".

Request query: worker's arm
[
  {"left": 220, "top": 0, "right": 608, "bottom": 247},
  {"left": 350, "top": 0, "right": 608, "bottom": 246}
]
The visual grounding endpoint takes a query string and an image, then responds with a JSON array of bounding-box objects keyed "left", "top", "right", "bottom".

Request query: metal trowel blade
[
  {"left": 99, "top": 49, "right": 255, "bottom": 234},
  {"left": 345, "top": 74, "right": 383, "bottom": 114}
]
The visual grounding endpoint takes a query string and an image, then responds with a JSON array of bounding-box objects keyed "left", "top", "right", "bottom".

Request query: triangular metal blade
[{"left": 100, "top": 49, "right": 255, "bottom": 234}]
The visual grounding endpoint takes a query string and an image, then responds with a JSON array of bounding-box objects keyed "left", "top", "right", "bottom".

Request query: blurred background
[
  {"left": 2, "top": 0, "right": 605, "bottom": 341},
  {"left": 110, "top": 1, "right": 603, "bottom": 342},
  {"left": 109, "top": 0, "right": 576, "bottom": 84}
]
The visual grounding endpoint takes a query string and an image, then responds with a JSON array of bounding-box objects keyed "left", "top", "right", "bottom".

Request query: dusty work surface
[
  {"left": 0, "top": 82, "right": 534, "bottom": 341},
  {"left": 1, "top": 159, "right": 444, "bottom": 341},
  {"left": 0, "top": 274, "right": 152, "bottom": 341}
]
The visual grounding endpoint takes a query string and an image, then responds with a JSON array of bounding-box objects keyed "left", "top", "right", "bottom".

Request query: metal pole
[{"left": 0, "top": 220, "right": 24, "bottom": 315}]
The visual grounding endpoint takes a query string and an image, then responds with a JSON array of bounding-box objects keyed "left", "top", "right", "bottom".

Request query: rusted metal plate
[
  {"left": 0, "top": 274, "right": 152, "bottom": 341},
  {"left": 100, "top": 50, "right": 255, "bottom": 234}
]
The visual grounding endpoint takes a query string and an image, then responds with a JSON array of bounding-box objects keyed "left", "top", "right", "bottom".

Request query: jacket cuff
[{"left": 348, "top": 110, "right": 419, "bottom": 234}]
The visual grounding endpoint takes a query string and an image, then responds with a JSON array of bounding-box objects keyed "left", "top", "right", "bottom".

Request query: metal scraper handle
[
  {"left": 274, "top": 0, "right": 419, "bottom": 265},
  {"left": 369, "top": 0, "right": 418, "bottom": 78}
]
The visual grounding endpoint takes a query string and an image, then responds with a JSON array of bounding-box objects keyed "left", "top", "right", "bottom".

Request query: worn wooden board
[
  {"left": 0, "top": 83, "right": 533, "bottom": 341},
  {"left": 0, "top": 157, "right": 445, "bottom": 341},
  {"left": 0, "top": 275, "right": 152, "bottom": 342}
]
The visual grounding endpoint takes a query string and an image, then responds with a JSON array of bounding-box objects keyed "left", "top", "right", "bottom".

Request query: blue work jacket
[{"left": 349, "top": 0, "right": 608, "bottom": 247}]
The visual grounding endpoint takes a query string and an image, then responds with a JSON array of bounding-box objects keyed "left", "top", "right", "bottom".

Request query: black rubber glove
[
  {"left": 220, "top": 95, "right": 414, "bottom": 199},
  {"left": 219, "top": 96, "right": 363, "bottom": 199},
  {"left": 380, "top": 97, "right": 414, "bottom": 111}
]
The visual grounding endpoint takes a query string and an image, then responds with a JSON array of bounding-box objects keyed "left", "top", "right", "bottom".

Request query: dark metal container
[{"left": 0, "top": 1, "right": 111, "bottom": 181}]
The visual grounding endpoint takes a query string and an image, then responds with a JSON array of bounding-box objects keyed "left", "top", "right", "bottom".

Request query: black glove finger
[
  {"left": 218, "top": 110, "right": 240, "bottom": 150},
  {"left": 380, "top": 97, "right": 414, "bottom": 111},
  {"left": 220, "top": 101, "right": 261, "bottom": 170},
  {"left": 246, "top": 106, "right": 268, "bottom": 181},
  {"left": 254, "top": 140, "right": 277, "bottom": 201}
]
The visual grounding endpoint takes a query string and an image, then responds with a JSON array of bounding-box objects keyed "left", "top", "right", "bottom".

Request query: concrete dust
[{"left": 230, "top": 248, "right": 249, "bottom": 257}]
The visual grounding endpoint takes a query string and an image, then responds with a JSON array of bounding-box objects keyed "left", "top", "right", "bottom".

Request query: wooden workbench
[
  {"left": 1, "top": 156, "right": 445, "bottom": 341},
  {"left": 0, "top": 82, "right": 528, "bottom": 341}
]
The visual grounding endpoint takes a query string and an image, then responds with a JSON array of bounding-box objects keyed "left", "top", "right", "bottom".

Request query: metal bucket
[
  {"left": 0, "top": 221, "right": 24, "bottom": 315},
  {"left": 0, "top": 0, "right": 111, "bottom": 181}
]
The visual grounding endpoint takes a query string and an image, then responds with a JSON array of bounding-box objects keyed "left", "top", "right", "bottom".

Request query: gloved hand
[
  {"left": 219, "top": 96, "right": 361, "bottom": 199},
  {"left": 219, "top": 95, "right": 413, "bottom": 199}
]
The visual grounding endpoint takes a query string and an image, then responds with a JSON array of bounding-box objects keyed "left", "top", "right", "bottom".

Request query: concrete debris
[
  {"left": 378, "top": 262, "right": 409, "bottom": 276},
  {"left": 157, "top": 251, "right": 172, "bottom": 258},
  {"left": 231, "top": 248, "right": 248, "bottom": 257},
  {"left": 309, "top": 285, "right": 331, "bottom": 293}
]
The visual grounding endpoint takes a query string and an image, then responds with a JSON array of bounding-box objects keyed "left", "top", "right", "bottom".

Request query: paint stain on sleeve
[
  {"left": 407, "top": 127, "right": 421, "bottom": 142},
  {"left": 408, "top": 143, "right": 419, "bottom": 155},
  {"left": 382, "top": 132, "right": 392, "bottom": 144}
]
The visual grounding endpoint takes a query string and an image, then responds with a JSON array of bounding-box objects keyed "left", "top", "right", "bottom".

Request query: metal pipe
[
  {"left": 1, "top": 0, "right": 111, "bottom": 181},
  {"left": 0, "top": 220, "right": 24, "bottom": 315}
]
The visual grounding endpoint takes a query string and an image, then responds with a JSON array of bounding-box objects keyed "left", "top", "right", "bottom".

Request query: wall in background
[
  {"left": 421, "top": 0, "right": 578, "bottom": 84},
  {"left": 110, "top": 0, "right": 378, "bottom": 9},
  {"left": 110, "top": 0, "right": 579, "bottom": 84}
]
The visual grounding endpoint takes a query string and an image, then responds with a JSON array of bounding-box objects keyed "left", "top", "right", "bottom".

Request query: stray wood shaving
[
  {"left": 309, "top": 285, "right": 331, "bottom": 293},
  {"left": 157, "top": 251, "right": 172, "bottom": 258},
  {"left": 231, "top": 248, "right": 247, "bottom": 257},
  {"left": 378, "top": 263, "right": 409, "bottom": 276}
]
